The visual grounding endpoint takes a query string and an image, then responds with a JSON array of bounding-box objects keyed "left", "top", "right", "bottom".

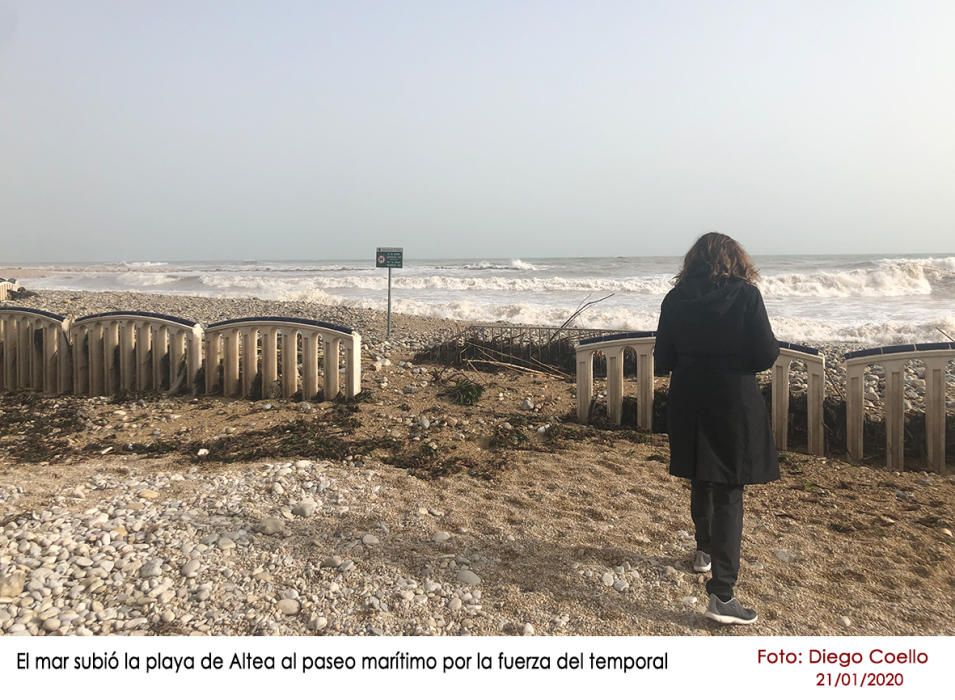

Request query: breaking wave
[
  {"left": 760, "top": 257, "right": 955, "bottom": 298},
  {"left": 195, "top": 274, "right": 672, "bottom": 294},
  {"left": 122, "top": 261, "right": 169, "bottom": 268},
  {"left": 461, "top": 259, "right": 541, "bottom": 271}
]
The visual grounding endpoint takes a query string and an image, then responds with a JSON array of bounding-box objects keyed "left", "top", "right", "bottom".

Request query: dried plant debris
[{"left": 0, "top": 394, "right": 88, "bottom": 462}]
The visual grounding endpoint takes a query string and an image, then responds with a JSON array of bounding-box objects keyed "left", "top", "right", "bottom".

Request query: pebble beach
[{"left": 1, "top": 289, "right": 954, "bottom": 637}]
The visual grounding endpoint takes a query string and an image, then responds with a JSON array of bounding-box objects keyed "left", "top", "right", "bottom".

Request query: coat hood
[{"left": 670, "top": 275, "right": 747, "bottom": 315}]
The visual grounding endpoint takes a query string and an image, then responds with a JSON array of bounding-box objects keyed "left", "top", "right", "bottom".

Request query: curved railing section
[
  {"left": 0, "top": 307, "right": 72, "bottom": 394},
  {"left": 576, "top": 331, "right": 656, "bottom": 429},
  {"left": 575, "top": 334, "right": 826, "bottom": 456},
  {"left": 844, "top": 342, "right": 955, "bottom": 471},
  {"left": 0, "top": 281, "right": 16, "bottom": 302},
  {"left": 774, "top": 342, "right": 826, "bottom": 456},
  {"left": 204, "top": 317, "right": 361, "bottom": 400},
  {"left": 71, "top": 311, "right": 204, "bottom": 396}
]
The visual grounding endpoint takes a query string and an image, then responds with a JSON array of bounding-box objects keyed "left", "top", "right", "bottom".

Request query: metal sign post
[{"left": 375, "top": 247, "right": 403, "bottom": 338}]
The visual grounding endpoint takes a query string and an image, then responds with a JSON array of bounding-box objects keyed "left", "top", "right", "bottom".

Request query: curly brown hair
[{"left": 674, "top": 232, "right": 759, "bottom": 286}]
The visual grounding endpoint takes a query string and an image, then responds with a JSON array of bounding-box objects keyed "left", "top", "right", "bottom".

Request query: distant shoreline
[
  {"left": 0, "top": 267, "right": 53, "bottom": 280},
  {"left": 6, "top": 255, "right": 955, "bottom": 350}
]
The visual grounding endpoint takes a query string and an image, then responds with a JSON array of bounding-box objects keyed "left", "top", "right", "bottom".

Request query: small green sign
[{"left": 376, "top": 247, "right": 403, "bottom": 268}]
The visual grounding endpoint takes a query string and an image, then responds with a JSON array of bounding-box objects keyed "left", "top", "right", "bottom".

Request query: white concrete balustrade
[
  {"left": 0, "top": 281, "right": 16, "bottom": 302},
  {"left": 203, "top": 317, "right": 361, "bottom": 400},
  {"left": 575, "top": 334, "right": 827, "bottom": 457},
  {"left": 772, "top": 342, "right": 826, "bottom": 456},
  {"left": 576, "top": 332, "right": 657, "bottom": 430},
  {"left": 0, "top": 307, "right": 72, "bottom": 394},
  {"left": 845, "top": 342, "right": 955, "bottom": 471},
  {"left": 70, "top": 312, "right": 204, "bottom": 396}
]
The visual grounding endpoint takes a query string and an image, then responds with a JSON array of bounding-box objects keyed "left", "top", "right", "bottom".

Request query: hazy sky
[{"left": 1, "top": 1, "right": 953, "bottom": 262}]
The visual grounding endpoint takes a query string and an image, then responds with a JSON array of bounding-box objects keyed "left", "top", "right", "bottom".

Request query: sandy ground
[{"left": 2, "top": 367, "right": 953, "bottom": 636}]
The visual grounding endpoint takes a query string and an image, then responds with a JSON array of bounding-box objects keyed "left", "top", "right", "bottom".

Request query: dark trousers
[{"left": 691, "top": 480, "right": 744, "bottom": 601}]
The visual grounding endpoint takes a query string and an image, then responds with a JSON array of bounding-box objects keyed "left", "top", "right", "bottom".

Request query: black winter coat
[{"left": 653, "top": 275, "right": 780, "bottom": 485}]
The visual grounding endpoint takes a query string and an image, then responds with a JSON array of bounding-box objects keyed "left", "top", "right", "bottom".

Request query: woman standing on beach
[{"left": 653, "top": 232, "right": 779, "bottom": 625}]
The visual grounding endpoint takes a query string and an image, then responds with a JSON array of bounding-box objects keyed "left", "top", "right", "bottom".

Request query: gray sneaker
[
  {"left": 704, "top": 594, "right": 758, "bottom": 625},
  {"left": 692, "top": 550, "right": 712, "bottom": 573}
]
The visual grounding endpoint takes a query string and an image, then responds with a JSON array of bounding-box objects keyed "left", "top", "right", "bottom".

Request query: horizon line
[{"left": 4, "top": 251, "right": 955, "bottom": 266}]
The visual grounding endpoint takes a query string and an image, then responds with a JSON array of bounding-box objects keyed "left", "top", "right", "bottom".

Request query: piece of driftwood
[{"left": 545, "top": 293, "right": 615, "bottom": 345}]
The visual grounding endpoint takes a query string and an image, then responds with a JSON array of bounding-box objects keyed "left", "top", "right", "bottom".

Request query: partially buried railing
[
  {"left": 70, "top": 311, "right": 204, "bottom": 396},
  {"left": 575, "top": 333, "right": 827, "bottom": 456},
  {"left": 1, "top": 307, "right": 365, "bottom": 401},
  {"left": 844, "top": 342, "right": 955, "bottom": 471},
  {"left": 203, "top": 317, "right": 361, "bottom": 400},
  {"left": 576, "top": 332, "right": 656, "bottom": 429},
  {"left": 773, "top": 342, "right": 826, "bottom": 456},
  {"left": 0, "top": 307, "right": 72, "bottom": 394}
]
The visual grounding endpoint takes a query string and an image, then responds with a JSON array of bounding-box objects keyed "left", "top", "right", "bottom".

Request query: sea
[{"left": 13, "top": 254, "right": 955, "bottom": 347}]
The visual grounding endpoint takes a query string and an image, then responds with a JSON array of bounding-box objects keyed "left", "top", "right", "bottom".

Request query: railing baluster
[
  {"left": 119, "top": 321, "right": 135, "bottom": 392},
  {"left": 772, "top": 358, "right": 791, "bottom": 451},
  {"left": 42, "top": 324, "right": 57, "bottom": 394},
  {"left": 73, "top": 327, "right": 89, "bottom": 395},
  {"left": 205, "top": 331, "right": 221, "bottom": 394},
  {"left": 606, "top": 347, "right": 624, "bottom": 425},
  {"left": 0, "top": 316, "right": 6, "bottom": 392},
  {"left": 281, "top": 330, "right": 298, "bottom": 398},
  {"left": 136, "top": 322, "right": 152, "bottom": 392},
  {"left": 2, "top": 317, "right": 15, "bottom": 390},
  {"left": 262, "top": 328, "right": 278, "bottom": 398},
  {"left": 807, "top": 358, "right": 825, "bottom": 456},
  {"left": 88, "top": 322, "right": 104, "bottom": 395},
  {"left": 223, "top": 329, "right": 240, "bottom": 397},
  {"left": 168, "top": 329, "right": 187, "bottom": 394},
  {"left": 187, "top": 326, "right": 203, "bottom": 395},
  {"left": 324, "top": 337, "right": 340, "bottom": 399},
  {"left": 241, "top": 329, "right": 256, "bottom": 398},
  {"left": 17, "top": 316, "right": 31, "bottom": 389},
  {"left": 31, "top": 320, "right": 44, "bottom": 390},
  {"left": 637, "top": 346, "right": 655, "bottom": 432},
  {"left": 924, "top": 357, "right": 947, "bottom": 471},
  {"left": 152, "top": 324, "right": 167, "bottom": 391},
  {"left": 345, "top": 333, "right": 361, "bottom": 398},
  {"left": 883, "top": 359, "right": 906, "bottom": 470},
  {"left": 576, "top": 350, "right": 594, "bottom": 423},
  {"left": 845, "top": 362, "right": 865, "bottom": 463},
  {"left": 103, "top": 321, "right": 119, "bottom": 395},
  {"left": 303, "top": 332, "right": 319, "bottom": 400},
  {"left": 57, "top": 320, "right": 71, "bottom": 395}
]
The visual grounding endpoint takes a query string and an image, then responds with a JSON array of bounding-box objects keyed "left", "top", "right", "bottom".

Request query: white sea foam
[
  {"left": 195, "top": 273, "right": 672, "bottom": 294},
  {"left": 461, "top": 259, "right": 541, "bottom": 271},
  {"left": 379, "top": 298, "right": 955, "bottom": 346},
  {"left": 123, "top": 261, "right": 169, "bottom": 268},
  {"left": 115, "top": 271, "right": 180, "bottom": 286},
  {"left": 387, "top": 298, "right": 662, "bottom": 330}
]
